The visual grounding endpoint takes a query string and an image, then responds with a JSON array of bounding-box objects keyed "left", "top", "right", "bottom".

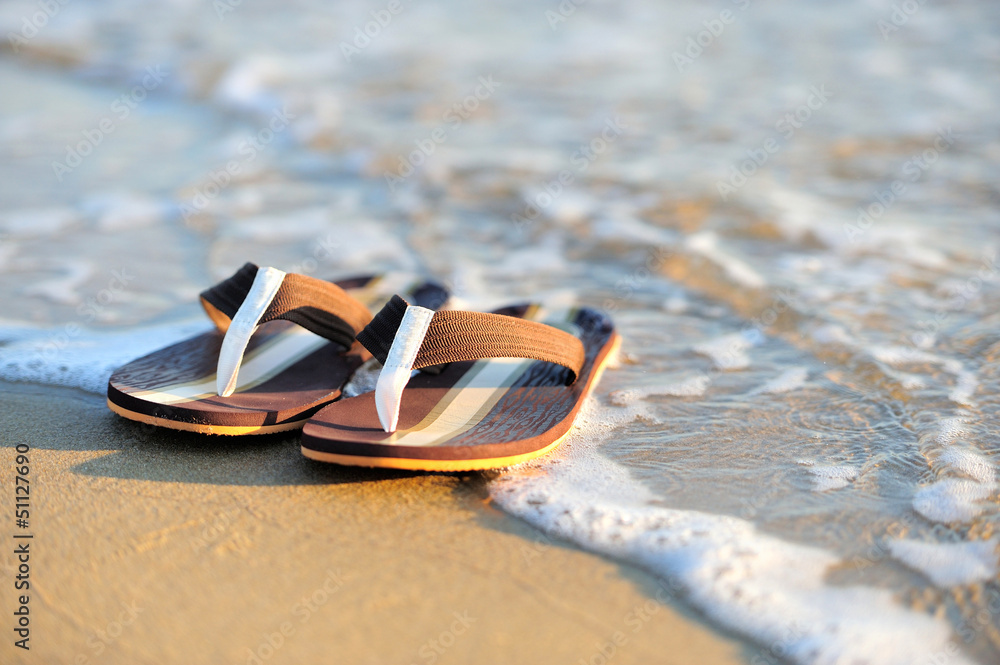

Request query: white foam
[
  {"left": 488, "top": 234, "right": 568, "bottom": 276},
  {"left": 870, "top": 345, "right": 941, "bottom": 366},
  {"left": 757, "top": 367, "right": 810, "bottom": 394},
  {"left": 608, "top": 375, "right": 711, "bottom": 405},
  {"left": 869, "top": 346, "right": 978, "bottom": 406},
  {"left": 214, "top": 57, "right": 281, "bottom": 111},
  {"left": 490, "top": 398, "right": 973, "bottom": 665},
  {"left": 213, "top": 53, "right": 343, "bottom": 127},
  {"left": 686, "top": 231, "right": 766, "bottom": 289},
  {"left": 880, "top": 228, "right": 949, "bottom": 270},
  {"left": 765, "top": 187, "right": 848, "bottom": 248},
  {"left": 694, "top": 332, "right": 760, "bottom": 371},
  {"left": 0, "top": 207, "right": 78, "bottom": 237},
  {"left": 912, "top": 478, "right": 995, "bottom": 523},
  {"left": 949, "top": 370, "right": 978, "bottom": 406},
  {"left": 214, "top": 54, "right": 331, "bottom": 113},
  {"left": 81, "top": 193, "right": 169, "bottom": 231},
  {"left": 937, "top": 416, "right": 971, "bottom": 445},
  {"left": 885, "top": 368, "right": 928, "bottom": 390},
  {"left": 342, "top": 358, "right": 382, "bottom": 398},
  {"left": 0, "top": 319, "right": 211, "bottom": 394},
  {"left": 798, "top": 461, "right": 859, "bottom": 492},
  {"left": 21, "top": 259, "right": 93, "bottom": 305},
  {"left": 662, "top": 294, "right": 688, "bottom": 314},
  {"left": 937, "top": 448, "right": 995, "bottom": 485},
  {"left": 591, "top": 213, "right": 677, "bottom": 247},
  {"left": 217, "top": 213, "right": 417, "bottom": 274},
  {"left": 223, "top": 207, "right": 333, "bottom": 241},
  {"left": 810, "top": 324, "right": 853, "bottom": 345},
  {"left": 0, "top": 240, "right": 17, "bottom": 270},
  {"left": 888, "top": 539, "right": 998, "bottom": 587},
  {"left": 545, "top": 189, "right": 598, "bottom": 225}
]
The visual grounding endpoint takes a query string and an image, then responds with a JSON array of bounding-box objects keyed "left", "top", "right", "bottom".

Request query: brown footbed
[
  {"left": 107, "top": 322, "right": 369, "bottom": 430},
  {"left": 300, "top": 307, "right": 617, "bottom": 463}
]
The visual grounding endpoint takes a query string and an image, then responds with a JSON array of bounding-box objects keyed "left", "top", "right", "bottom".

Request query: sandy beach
[{"left": 1, "top": 380, "right": 750, "bottom": 664}]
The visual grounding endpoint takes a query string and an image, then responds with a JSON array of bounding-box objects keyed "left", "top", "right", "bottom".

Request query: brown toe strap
[
  {"left": 357, "top": 295, "right": 586, "bottom": 384},
  {"left": 199, "top": 262, "right": 373, "bottom": 349}
]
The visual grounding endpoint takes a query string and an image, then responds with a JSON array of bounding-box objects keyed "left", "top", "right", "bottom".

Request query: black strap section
[
  {"left": 356, "top": 294, "right": 409, "bottom": 364},
  {"left": 199, "top": 262, "right": 258, "bottom": 319}
]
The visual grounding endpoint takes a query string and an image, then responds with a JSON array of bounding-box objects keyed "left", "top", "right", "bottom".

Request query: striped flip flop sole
[
  {"left": 300, "top": 306, "right": 618, "bottom": 470},
  {"left": 107, "top": 274, "right": 446, "bottom": 435}
]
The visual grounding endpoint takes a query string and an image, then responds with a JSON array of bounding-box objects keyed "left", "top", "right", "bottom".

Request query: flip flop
[
  {"left": 107, "top": 264, "right": 447, "bottom": 435},
  {"left": 300, "top": 295, "right": 620, "bottom": 471}
]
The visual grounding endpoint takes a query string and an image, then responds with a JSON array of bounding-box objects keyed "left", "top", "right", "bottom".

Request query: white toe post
[
  {"left": 375, "top": 305, "right": 435, "bottom": 433},
  {"left": 216, "top": 266, "right": 287, "bottom": 397}
]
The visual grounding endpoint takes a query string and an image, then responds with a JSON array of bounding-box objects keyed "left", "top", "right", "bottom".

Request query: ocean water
[{"left": 2, "top": 0, "right": 1000, "bottom": 662}]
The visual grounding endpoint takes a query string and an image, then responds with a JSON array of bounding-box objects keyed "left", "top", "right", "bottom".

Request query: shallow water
[{"left": 2, "top": 0, "right": 999, "bottom": 663}]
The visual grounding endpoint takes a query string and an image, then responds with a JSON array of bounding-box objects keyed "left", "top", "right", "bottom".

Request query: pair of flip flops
[{"left": 107, "top": 263, "right": 620, "bottom": 471}]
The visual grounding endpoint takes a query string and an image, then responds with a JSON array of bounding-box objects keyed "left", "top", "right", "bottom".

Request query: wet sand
[{"left": 0, "top": 380, "right": 751, "bottom": 664}]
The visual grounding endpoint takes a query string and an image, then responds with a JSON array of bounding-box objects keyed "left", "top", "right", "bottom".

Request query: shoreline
[{"left": 0, "top": 380, "right": 753, "bottom": 664}]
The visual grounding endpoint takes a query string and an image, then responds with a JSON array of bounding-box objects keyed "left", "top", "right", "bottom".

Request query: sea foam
[
  {"left": 489, "top": 398, "right": 973, "bottom": 665},
  {"left": 888, "top": 539, "right": 998, "bottom": 588},
  {"left": 797, "top": 461, "right": 860, "bottom": 492},
  {"left": 694, "top": 332, "right": 761, "bottom": 370},
  {"left": 937, "top": 448, "right": 996, "bottom": 485},
  {"left": 756, "top": 366, "right": 810, "bottom": 394},
  {"left": 0, "top": 319, "right": 211, "bottom": 394},
  {"left": 912, "top": 478, "right": 996, "bottom": 524}
]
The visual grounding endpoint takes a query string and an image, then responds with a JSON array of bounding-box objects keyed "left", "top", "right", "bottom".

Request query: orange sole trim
[{"left": 106, "top": 398, "right": 307, "bottom": 436}]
